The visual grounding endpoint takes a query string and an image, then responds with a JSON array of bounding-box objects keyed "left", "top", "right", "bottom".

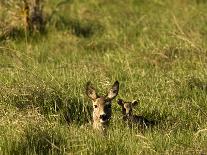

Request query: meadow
[{"left": 0, "top": 0, "right": 207, "bottom": 154}]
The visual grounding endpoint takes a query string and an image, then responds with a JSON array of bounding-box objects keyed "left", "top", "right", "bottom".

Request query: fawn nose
[{"left": 100, "top": 114, "right": 107, "bottom": 121}]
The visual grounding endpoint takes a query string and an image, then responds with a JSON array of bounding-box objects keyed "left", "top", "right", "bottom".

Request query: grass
[{"left": 0, "top": 0, "right": 207, "bottom": 154}]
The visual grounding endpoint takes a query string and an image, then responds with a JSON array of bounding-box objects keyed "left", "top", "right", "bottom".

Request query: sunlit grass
[{"left": 0, "top": 0, "right": 207, "bottom": 154}]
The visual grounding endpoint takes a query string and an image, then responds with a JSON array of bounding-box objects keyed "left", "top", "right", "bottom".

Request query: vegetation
[{"left": 0, "top": 0, "right": 207, "bottom": 154}]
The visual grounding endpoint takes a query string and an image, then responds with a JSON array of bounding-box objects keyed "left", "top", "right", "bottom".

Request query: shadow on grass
[
  {"left": 0, "top": 26, "right": 48, "bottom": 43},
  {"left": 143, "top": 109, "right": 170, "bottom": 128},
  {"left": 61, "top": 97, "right": 92, "bottom": 125},
  {"left": 187, "top": 77, "right": 207, "bottom": 92},
  {"left": 196, "top": 0, "right": 207, "bottom": 4},
  {"left": 6, "top": 126, "right": 67, "bottom": 155},
  {"left": 0, "top": 27, "right": 25, "bottom": 42},
  {"left": 1, "top": 14, "right": 104, "bottom": 41},
  {"left": 139, "top": 108, "right": 188, "bottom": 132},
  {"left": 54, "top": 16, "right": 104, "bottom": 38},
  {"left": 2, "top": 86, "right": 92, "bottom": 125}
]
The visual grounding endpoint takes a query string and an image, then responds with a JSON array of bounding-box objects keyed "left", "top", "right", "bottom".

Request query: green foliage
[{"left": 1, "top": 0, "right": 207, "bottom": 154}]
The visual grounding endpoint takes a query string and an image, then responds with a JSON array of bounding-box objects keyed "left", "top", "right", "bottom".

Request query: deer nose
[{"left": 100, "top": 114, "right": 107, "bottom": 121}]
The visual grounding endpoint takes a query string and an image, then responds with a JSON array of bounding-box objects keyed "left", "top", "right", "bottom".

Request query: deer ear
[
  {"left": 117, "top": 99, "right": 123, "bottom": 106},
  {"left": 132, "top": 100, "right": 139, "bottom": 107},
  {"left": 107, "top": 81, "right": 119, "bottom": 100},
  {"left": 86, "top": 81, "right": 97, "bottom": 100}
]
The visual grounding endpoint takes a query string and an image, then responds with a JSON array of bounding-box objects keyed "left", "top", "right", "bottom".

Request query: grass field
[{"left": 0, "top": 0, "right": 207, "bottom": 154}]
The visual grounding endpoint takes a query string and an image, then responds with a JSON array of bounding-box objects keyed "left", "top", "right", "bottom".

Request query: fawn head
[
  {"left": 117, "top": 99, "right": 139, "bottom": 116},
  {"left": 86, "top": 81, "right": 119, "bottom": 129}
]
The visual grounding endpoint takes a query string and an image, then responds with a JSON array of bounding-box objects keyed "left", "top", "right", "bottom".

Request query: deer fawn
[
  {"left": 86, "top": 81, "right": 119, "bottom": 133},
  {"left": 117, "top": 99, "right": 154, "bottom": 129}
]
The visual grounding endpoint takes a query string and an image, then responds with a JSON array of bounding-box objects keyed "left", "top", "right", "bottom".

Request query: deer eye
[{"left": 94, "top": 105, "right": 98, "bottom": 108}]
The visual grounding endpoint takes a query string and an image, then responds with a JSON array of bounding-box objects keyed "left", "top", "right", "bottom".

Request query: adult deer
[{"left": 86, "top": 81, "right": 119, "bottom": 133}]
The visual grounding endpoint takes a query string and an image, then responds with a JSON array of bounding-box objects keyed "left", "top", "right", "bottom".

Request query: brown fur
[
  {"left": 117, "top": 99, "right": 154, "bottom": 129},
  {"left": 86, "top": 81, "right": 119, "bottom": 134}
]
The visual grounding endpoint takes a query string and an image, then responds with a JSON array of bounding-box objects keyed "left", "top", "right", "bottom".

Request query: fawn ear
[
  {"left": 132, "top": 100, "right": 139, "bottom": 107},
  {"left": 86, "top": 81, "right": 97, "bottom": 100},
  {"left": 117, "top": 99, "right": 123, "bottom": 106},
  {"left": 107, "top": 81, "right": 119, "bottom": 100}
]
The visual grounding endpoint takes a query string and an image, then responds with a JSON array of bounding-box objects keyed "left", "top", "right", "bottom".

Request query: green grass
[{"left": 0, "top": 0, "right": 207, "bottom": 154}]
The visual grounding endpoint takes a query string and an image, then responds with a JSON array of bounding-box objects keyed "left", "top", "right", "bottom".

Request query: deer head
[
  {"left": 117, "top": 99, "right": 139, "bottom": 117},
  {"left": 86, "top": 81, "right": 119, "bottom": 132},
  {"left": 117, "top": 99, "right": 155, "bottom": 129}
]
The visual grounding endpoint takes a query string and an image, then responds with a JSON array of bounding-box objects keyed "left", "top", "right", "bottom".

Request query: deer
[
  {"left": 117, "top": 99, "right": 155, "bottom": 129},
  {"left": 86, "top": 81, "right": 119, "bottom": 134}
]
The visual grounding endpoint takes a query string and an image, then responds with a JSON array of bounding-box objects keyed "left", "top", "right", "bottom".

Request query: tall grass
[{"left": 0, "top": 0, "right": 207, "bottom": 154}]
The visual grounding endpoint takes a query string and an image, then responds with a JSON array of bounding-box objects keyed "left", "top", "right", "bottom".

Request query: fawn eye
[{"left": 94, "top": 105, "right": 98, "bottom": 108}]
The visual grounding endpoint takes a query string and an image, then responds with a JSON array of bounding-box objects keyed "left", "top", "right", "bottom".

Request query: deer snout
[{"left": 100, "top": 114, "right": 108, "bottom": 122}]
